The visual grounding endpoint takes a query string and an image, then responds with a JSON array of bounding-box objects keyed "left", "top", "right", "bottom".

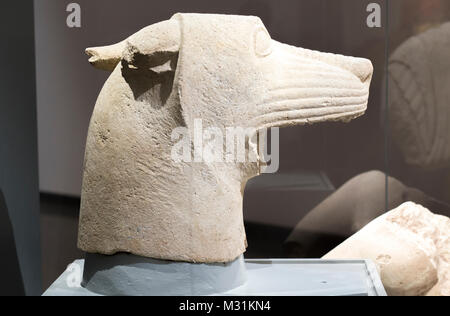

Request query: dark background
[{"left": 0, "top": 2, "right": 41, "bottom": 295}]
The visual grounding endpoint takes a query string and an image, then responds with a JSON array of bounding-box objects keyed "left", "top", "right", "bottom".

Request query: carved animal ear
[
  {"left": 122, "top": 43, "right": 179, "bottom": 74},
  {"left": 86, "top": 19, "right": 180, "bottom": 73},
  {"left": 86, "top": 41, "right": 126, "bottom": 72}
]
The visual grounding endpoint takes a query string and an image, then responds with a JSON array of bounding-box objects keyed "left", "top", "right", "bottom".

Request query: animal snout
[
  {"left": 345, "top": 57, "right": 373, "bottom": 85},
  {"left": 252, "top": 42, "right": 373, "bottom": 129},
  {"left": 307, "top": 50, "right": 373, "bottom": 85}
]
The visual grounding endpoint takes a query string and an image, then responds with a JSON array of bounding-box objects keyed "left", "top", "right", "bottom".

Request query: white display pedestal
[{"left": 43, "top": 258, "right": 386, "bottom": 296}]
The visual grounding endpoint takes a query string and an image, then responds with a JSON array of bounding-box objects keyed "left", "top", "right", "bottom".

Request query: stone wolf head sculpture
[{"left": 78, "top": 13, "right": 373, "bottom": 263}]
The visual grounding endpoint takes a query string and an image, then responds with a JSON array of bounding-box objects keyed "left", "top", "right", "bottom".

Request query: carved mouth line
[
  {"left": 269, "top": 77, "right": 367, "bottom": 91},
  {"left": 264, "top": 91, "right": 368, "bottom": 105},
  {"left": 252, "top": 104, "right": 367, "bottom": 129},
  {"left": 268, "top": 85, "right": 366, "bottom": 93},
  {"left": 278, "top": 60, "right": 354, "bottom": 73},
  {"left": 257, "top": 95, "right": 369, "bottom": 116},
  {"left": 281, "top": 69, "right": 359, "bottom": 82},
  {"left": 263, "top": 88, "right": 368, "bottom": 104}
]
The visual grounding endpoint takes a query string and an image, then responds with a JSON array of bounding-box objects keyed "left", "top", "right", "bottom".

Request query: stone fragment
[{"left": 324, "top": 202, "right": 450, "bottom": 296}]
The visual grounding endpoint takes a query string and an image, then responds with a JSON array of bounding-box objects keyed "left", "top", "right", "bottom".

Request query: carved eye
[{"left": 254, "top": 27, "right": 272, "bottom": 57}]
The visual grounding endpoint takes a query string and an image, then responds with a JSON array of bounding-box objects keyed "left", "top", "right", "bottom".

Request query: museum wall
[{"left": 0, "top": 2, "right": 42, "bottom": 295}]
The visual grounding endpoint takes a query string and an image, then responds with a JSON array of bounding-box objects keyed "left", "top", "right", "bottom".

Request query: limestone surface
[
  {"left": 78, "top": 13, "right": 373, "bottom": 263},
  {"left": 324, "top": 202, "right": 450, "bottom": 296}
]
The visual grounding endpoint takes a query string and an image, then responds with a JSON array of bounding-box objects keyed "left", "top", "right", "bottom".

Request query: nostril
[{"left": 353, "top": 58, "right": 373, "bottom": 83}]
